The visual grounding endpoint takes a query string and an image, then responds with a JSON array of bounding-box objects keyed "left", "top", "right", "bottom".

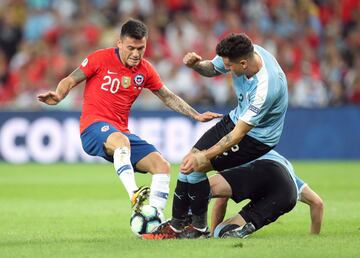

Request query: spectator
[
  {"left": 291, "top": 61, "right": 329, "bottom": 107},
  {"left": 0, "top": 0, "right": 360, "bottom": 109}
]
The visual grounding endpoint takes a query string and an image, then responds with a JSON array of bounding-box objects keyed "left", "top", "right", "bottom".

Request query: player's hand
[
  {"left": 183, "top": 52, "right": 202, "bottom": 68},
  {"left": 180, "top": 152, "right": 210, "bottom": 173},
  {"left": 37, "top": 91, "right": 62, "bottom": 105},
  {"left": 195, "top": 112, "right": 223, "bottom": 122}
]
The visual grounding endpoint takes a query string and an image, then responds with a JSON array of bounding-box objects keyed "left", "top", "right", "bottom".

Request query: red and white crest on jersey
[{"left": 134, "top": 74, "right": 145, "bottom": 86}]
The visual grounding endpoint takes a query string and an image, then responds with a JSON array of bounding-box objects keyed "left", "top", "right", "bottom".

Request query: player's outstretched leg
[
  {"left": 113, "top": 146, "right": 142, "bottom": 207},
  {"left": 131, "top": 186, "right": 150, "bottom": 212}
]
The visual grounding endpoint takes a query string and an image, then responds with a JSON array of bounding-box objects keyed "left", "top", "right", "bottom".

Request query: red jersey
[{"left": 79, "top": 48, "right": 163, "bottom": 133}]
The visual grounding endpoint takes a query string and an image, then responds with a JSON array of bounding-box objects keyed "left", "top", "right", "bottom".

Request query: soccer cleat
[
  {"left": 131, "top": 186, "right": 150, "bottom": 212},
  {"left": 177, "top": 224, "right": 210, "bottom": 239},
  {"left": 142, "top": 220, "right": 181, "bottom": 240},
  {"left": 221, "top": 222, "right": 256, "bottom": 239}
]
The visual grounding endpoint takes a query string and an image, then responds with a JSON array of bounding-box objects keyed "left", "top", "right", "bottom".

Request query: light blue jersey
[
  {"left": 211, "top": 45, "right": 288, "bottom": 146},
  {"left": 243, "top": 149, "right": 307, "bottom": 199}
]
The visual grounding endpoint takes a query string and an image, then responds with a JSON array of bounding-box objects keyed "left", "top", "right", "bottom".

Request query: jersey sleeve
[
  {"left": 78, "top": 51, "right": 101, "bottom": 78},
  {"left": 144, "top": 61, "right": 163, "bottom": 91},
  {"left": 239, "top": 79, "right": 275, "bottom": 126},
  {"left": 211, "top": 55, "right": 230, "bottom": 74},
  {"left": 295, "top": 176, "right": 307, "bottom": 201}
]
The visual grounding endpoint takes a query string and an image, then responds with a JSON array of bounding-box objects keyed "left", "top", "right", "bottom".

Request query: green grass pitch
[{"left": 0, "top": 162, "right": 359, "bottom": 258}]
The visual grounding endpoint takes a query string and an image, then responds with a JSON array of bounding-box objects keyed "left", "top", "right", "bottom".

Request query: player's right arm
[
  {"left": 153, "top": 85, "right": 222, "bottom": 122},
  {"left": 183, "top": 52, "right": 221, "bottom": 77},
  {"left": 299, "top": 185, "right": 324, "bottom": 234},
  {"left": 37, "top": 68, "right": 86, "bottom": 105}
]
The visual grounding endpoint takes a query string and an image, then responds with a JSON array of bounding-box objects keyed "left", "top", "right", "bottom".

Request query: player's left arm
[
  {"left": 299, "top": 185, "right": 324, "bottom": 234},
  {"left": 152, "top": 85, "right": 222, "bottom": 122}
]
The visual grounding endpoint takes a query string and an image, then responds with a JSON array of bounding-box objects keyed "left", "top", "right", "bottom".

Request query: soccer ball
[{"left": 130, "top": 205, "right": 164, "bottom": 236}]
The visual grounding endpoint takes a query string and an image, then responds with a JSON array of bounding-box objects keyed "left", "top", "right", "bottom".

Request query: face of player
[
  {"left": 222, "top": 57, "right": 247, "bottom": 77},
  {"left": 118, "top": 36, "right": 147, "bottom": 67}
]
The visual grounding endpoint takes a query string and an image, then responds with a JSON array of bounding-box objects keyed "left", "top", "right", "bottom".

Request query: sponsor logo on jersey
[
  {"left": 101, "top": 125, "right": 110, "bottom": 132},
  {"left": 107, "top": 70, "right": 117, "bottom": 74},
  {"left": 81, "top": 58, "right": 88, "bottom": 67},
  {"left": 121, "top": 76, "right": 131, "bottom": 88},
  {"left": 249, "top": 105, "right": 260, "bottom": 114},
  {"left": 134, "top": 74, "right": 145, "bottom": 86}
]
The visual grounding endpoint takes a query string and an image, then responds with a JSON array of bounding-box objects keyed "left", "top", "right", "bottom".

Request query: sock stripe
[
  {"left": 116, "top": 164, "right": 132, "bottom": 176},
  {"left": 152, "top": 191, "right": 169, "bottom": 199}
]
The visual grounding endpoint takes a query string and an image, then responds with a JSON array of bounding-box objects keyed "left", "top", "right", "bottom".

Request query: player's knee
[
  {"left": 157, "top": 160, "right": 171, "bottom": 174},
  {"left": 151, "top": 159, "right": 170, "bottom": 174},
  {"left": 107, "top": 132, "right": 130, "bottom": 148},
  {"left": 209, "top": 175, "right": 223, "bottom": 197},
  {"left": 210, "top": 184, "right": 223, "bottom": 198}
]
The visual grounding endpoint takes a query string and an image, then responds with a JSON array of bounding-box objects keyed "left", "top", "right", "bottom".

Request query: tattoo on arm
[
  {"left": 56, "top": 68, "right": 87, "bottom": 99},
  {"left": 69, "top": 68, "right": 87, "bottom": 85},
  {"left": 153, "top": 86, "right": 199, "bottom": 119},
  {"left": 205, "top": 121, "right": 252, "bottom": 159},
  {"left": 205, "top": 132, "right": 240, "bottom": 160},
  {"left": 217, "top": 134, "right": 234, "bottom": 151},
  {"left": 193, "top": 61, "right": 221, "bottom": 77}
]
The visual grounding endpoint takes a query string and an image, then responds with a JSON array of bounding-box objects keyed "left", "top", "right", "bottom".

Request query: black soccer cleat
[
  {"left": 177, "top": 224, "right": 210, "bottom": 239},
  {"left": 221, "top": 222, "right": 256, "bottom": 239}
]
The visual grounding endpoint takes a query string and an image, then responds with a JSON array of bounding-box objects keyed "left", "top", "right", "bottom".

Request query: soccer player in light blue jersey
[
  {"left": 144, "top": 33, "right": 293, "bottom": 239},
  {"left": 210, "top": 150, "right": 324, "bottom": 238}
]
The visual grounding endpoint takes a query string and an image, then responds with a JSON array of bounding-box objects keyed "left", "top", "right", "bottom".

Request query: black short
[
  {"left": 193, "top": 115, "right": 273, "bottom": 171},
  {"left": 220, "top": 160, "right": 297, "bottom": 230}
]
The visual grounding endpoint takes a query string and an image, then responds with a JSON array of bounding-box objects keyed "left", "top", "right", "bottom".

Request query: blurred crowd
[{"left": 1, "top": 0, "right": 360, "bottom": 110}]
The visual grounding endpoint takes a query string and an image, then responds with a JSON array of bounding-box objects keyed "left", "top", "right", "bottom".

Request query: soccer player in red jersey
[{"left": 37, "top": 19, "right": 222, "bottom": 213}]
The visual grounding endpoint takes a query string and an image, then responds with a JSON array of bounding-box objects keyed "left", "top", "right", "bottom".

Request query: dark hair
[
  {"left": 216, "top": 33, "right": 254, "bottom": 61},
  {"left": 120, "top": 18, "right": 148, "bottom": 39}
]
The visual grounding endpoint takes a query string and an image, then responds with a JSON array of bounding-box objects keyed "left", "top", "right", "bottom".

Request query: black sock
[
  {"left": 171, "top": 180, "right": 190, "bottom": 229},
  {"left": 188, "top": 179, "right": 210, "bottom": 229}
]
